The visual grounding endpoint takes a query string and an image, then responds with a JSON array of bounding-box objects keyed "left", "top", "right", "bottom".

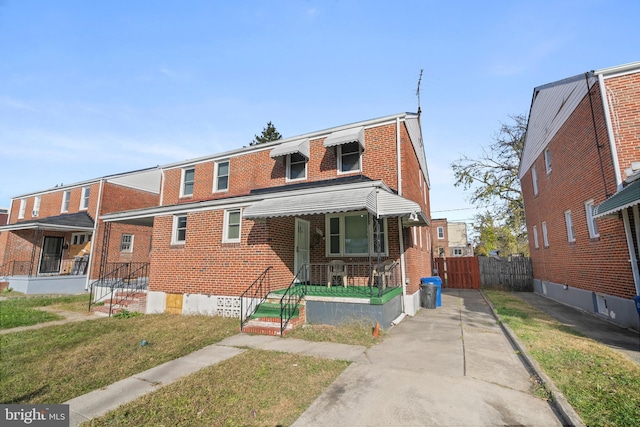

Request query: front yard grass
[
  {"left": 0, "top": 314, "right": 238, "bottom": 404},
  {"left": 0, "top": 293, "right": 91, "bottom": 329},
  {"left": 86, "top": 349, "right": 348, "bottom": 427},
  {"left": 484, "top": 290, "right": 640, "bottom": 427}
]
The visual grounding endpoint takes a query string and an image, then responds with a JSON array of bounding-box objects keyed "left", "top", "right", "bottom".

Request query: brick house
[
  {"left": 519, "top": 61, "right": 640, "bottom": 329},
  {"left": 431, "top": 219, "right": 472, "bottom": 258},
  {"left": 0, "top": 168, "right": 161, "bottom": 294},
  {"left": 102, "top": 112, "right": 433, "bottom": 329}
]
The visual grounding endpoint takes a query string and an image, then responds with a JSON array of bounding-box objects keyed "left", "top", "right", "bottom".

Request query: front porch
[{"left": 0, "top": 258, "right": 90, "bottom": 294}]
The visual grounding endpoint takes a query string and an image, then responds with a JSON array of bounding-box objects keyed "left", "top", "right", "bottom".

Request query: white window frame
[
  {"left": 181, "top": 168, "right": 195, "bottom": 197},
  {"left": 532, "top": 225, "right": 539, "bottom": 249},
  {"left": 544, "top": 148, "right": 552, "bottom": 174},
  {"left": 325, "top": 212, "right": 388, "bottom": 257},
  {"left": 120, "top": 234, "right": 134, "bottom": 252},
  {"left": 532, "top": 166, "right": 539, "bottom": 196},
  {"left": 286, "top": 153, "right": 307, "bottom": 181},
  {"left": 223, "top": 208, "right": 242, "bottom": 243},
  {"left": 32, "top": 196, "right": 41, "bottom": 217},
  {"left": 71, "top": 232, "right": 92, "bottom": 245},
  {"left": 214, "top": 160, "right": 230, "bottom": 192},
  {"left": 80, "top": 186, "right": 90, "bottom": 210},
  {"left": 584, "top": 200, "right": 599, "bottom": 239},
  {"left": 437, "top": 226, "right": 445, "bottom": 239},
  {"left": 172, "top": 215, "right": 187, "bottom": 245},
  {"left": 337, "top": 141, "right": 362, "bottom": 174},
  {"left": 61, "top": 190, "right": 71, "bottom": 213},
  {"left": 541, "top": 221, "right": 549, "bottom": 247},
  {"left": 564, "top": 210, "right": 575, "bottom": 242},
  {"left": 18, "top": 199, "right": 26, "bottom": 219},
  {"left": 453, "top": 248, "right": 463, "bottom": 256}
]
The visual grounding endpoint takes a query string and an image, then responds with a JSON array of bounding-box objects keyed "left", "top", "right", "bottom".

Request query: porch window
[
  {"left": 18, "top": 198, "right": 26, "bottom": 219},
  {"left": 585, "top": 200, "right": 599, "bottom": 238},
  {"left": 214, "top": 160, "right": 229, "bottom": 192},
  {"left": 80, "top": 186, "right": 90, "bottom": 210},
  {"left": 32, "top": 196, "right": 41, "bottom": 217},
  {"left": 326, "top": 212, "right": 387, "bottom": 256},
  {"left": 287, "top": 153, "right": 307, "bottom": 181},
  {"left": 120, "top": 234, "right": 134, "bottom": 252},
  {"left": 338, "top": 141, "right": 362, "bottom": 173},
  {"left": 223, "top": 208, "right": 241, "bottom": 243},
  {"left": 61, "top": 190, "right": 71, "bottom": 213},
  {"left": 181, "top": 168, "right": 195, "bottom": 197},
  {"left": 173, "top": 215, "right": 187, "bottom": 245},
  {"left": 71, "top": 232, "right": 92, "bottom": 245}
]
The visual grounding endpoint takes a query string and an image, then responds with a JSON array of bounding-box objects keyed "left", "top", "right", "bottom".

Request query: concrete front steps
[
  {"left": 241, "top": 294, "right": 306, "bottom": 336},
  {"left": 93, "top": 292, "right": 147, "bottom": 316}
]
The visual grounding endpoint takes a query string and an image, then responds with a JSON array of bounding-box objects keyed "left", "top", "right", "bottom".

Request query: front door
[
  {"left": 294, "top": 218, "right": 310, "bottom": 283},
  {"left": 40, "top": 236, "right": 64, "bottom": 274}
]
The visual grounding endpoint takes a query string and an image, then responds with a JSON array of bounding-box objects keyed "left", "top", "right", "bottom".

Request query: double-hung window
[
  {"left": 287, "top": 153, "right": 307, "bottom": 181},
  {"left": 80, "top": 186, "right": 90, "bottom": 210},
  {"left": 338, "top": 141, "right": 362, "bottom": 173},
  {"left": 437, "top": 226, "right": 445, "bottom": 239},
  {"left": 544, "top": 148, "right": 552, "bottom": 174},
  {"left": 32, "top": 196, "right": 41, "bottom": 217},
  {"left": 61, "top": 190, "right": 70, "bottom": 213},
  {"left": 18, "top": 199, "right": 26, "bottom": 219},
  {"left": 541, "top": 221, "right": 549, "bottom": 247},
  {"left": 532, "top": 225, "right": 539, "bottom": 249},
  {"left": 564, "top": 210, "right": 575, "bottom": 242},
  {"left": 120, "top": 234, "right": 134, "bottom": 252},
  {"left": 71, "top": 232, "right": 92, "bottom": 245},
  {"left": 181, "top": 168, "right": 195, "bottom": 197},
  {"left": 214, "top": 160, "right": 229, "bottom": 192},
  {"left": 326, "top": 212, "right": 387, "bottom": 256},
  {"left": 223, "top": 208, "right": 241, "bottom": 243},
  {"left": 173, "top": 215, "right": 187, "bottom": 245},
  {"left": 584, "top": 200, "right": 599, "bottom": 239},
  {"left": 532, "top": 166, "right": 539, "bottom": 196}
]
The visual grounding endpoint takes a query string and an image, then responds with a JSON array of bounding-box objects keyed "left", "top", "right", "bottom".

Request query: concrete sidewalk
[{"left": 293, "top": 289, "right": 564, "bottom": 426}]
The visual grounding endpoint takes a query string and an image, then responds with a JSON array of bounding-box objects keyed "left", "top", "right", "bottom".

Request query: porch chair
[
  {"left": 327, "top": 260, "right": 348, "bottom": 288},
  {"left": 373, "top": 259, "right": 397, "bottom": 291}
]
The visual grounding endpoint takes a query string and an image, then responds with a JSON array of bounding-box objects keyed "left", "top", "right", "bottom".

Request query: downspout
[
  {"left": 84, "top": 179, "right": 104, "bottom": 290},
  {"left": 597, "top": 73, "right": 623, "bottom": 187},
  {"left": 159, "top": 169, "right": 166, "bottom": 206},
  {"left": 626, "top": 205, "right": 640, "bottom": 296},
  {"left": 396, "top": 117, "right": 408, "bottom": 312}
]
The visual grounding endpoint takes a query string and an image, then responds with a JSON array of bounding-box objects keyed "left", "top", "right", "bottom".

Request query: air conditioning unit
[{"left": 32, "top": 210, "right": 39, "bottom": 217}]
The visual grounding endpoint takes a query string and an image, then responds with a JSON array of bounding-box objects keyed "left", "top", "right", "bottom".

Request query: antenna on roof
[{"left": 416, "top": 69, "right": 423, "bottom": 116}]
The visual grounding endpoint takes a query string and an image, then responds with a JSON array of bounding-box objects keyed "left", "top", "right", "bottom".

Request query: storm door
[
  {"left": 294, "top": 218, "right": 310, "bottom": 283},
  {"left": 39, "top": 236, "right": 64, "bottom": 274}
]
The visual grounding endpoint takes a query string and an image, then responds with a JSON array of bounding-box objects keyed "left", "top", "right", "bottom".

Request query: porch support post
[
  {"left": 398, "top": 217, "right": 407, "bottom": 313},
  {"left": 29, "top": 228, "right": 40, "bottom": 277}
]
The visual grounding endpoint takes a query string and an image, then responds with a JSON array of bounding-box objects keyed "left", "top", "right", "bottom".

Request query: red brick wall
[
  {"left": 430, "top": 219, "right": 448, "bottom": 257},
  {"left": 521, "top": 83, "right": 635, "bottom": 299},
  {"left": 603, "top": 72, "right": 640, "bottom": 178}
]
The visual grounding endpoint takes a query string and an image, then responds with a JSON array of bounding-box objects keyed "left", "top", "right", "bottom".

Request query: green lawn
[{"left": 0, "top": 293, "right": 90, "bottom": 329}]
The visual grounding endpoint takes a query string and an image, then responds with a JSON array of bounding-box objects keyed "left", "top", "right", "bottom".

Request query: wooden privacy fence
[{"left": 434, "top": 256, "right": 533, "bottom": 291}]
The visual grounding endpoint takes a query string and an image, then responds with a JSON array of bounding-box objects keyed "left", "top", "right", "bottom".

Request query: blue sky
[{"left": 1, "top": 1, "right": 638, "bottom": 225}]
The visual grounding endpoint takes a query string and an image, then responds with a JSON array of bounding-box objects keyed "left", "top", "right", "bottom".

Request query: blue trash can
[{"left": 421, "top": 277, "right": 442, "bottom": 307}]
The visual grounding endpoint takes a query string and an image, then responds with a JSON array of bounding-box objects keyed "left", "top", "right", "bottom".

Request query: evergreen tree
[{"left": 251, "top": 121, "right": 282, "bottom": 145}]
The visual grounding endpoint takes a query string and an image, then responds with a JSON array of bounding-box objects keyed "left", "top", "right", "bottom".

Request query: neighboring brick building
[
  {"left": 430, "top": 219, "right": 472, "bottom": 258},
  {"left": 103, "top": 112, "right": 433, "bottom": 325},
  {"left": 519, "top": 61, "right": 640, "bottom": 329},
  {"left": 0, "top": 168, "right": 161, "bottom": 293}
]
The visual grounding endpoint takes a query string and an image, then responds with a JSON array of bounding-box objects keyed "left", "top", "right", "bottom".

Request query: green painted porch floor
[{"left": 271, "top": 285, "right": 402, "bottom": 305}]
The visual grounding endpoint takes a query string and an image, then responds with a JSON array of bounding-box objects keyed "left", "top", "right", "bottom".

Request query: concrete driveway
[{"left": 293, "top": 289, "right": 562, "bottom": 426}]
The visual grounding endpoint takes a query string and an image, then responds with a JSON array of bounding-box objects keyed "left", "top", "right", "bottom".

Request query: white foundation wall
[
  {"left": 404, "top": 290, "right": 420, "bottom": 316},
  {"left": 146, "top": 291, "right": 246, "bottom": 318},
  {"left": 146, "top": 291, "right": 166, "bottom": 314}
]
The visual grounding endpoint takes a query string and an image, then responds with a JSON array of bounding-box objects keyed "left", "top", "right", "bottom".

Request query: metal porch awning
[
  {"left": 242, "top": 186, "right": 428, "bottom": 226},
  {"left": 323, "top": 126, "right": 365, "bottom": 150},
  {"left": 270, "top": 138, "right": 310, "bottom": 159},
  {"left": 593, "top": 179, "right": 640, "bottom": 218},
  {"left": 0, "top": 212, "right": 95, "bottom": 232}
]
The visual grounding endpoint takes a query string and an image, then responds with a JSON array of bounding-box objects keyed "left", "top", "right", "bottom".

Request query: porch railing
[
  {"left": 239, "top": 266, "right": 272, "bottom": 331},
  {"left": 88, "top": 262, "right": 150, "bottom": 315},
  {"left": 0, "top": 260, "right": 31, "bottom": 277},
  {"left": 280, "top": 265, "right": 307, "bottom": 335}
]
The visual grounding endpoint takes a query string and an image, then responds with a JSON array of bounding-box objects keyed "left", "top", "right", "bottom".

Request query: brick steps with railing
[
  {"left": 92, "top": 292, "right": 147, "bottom": 316},
  {"left": 241, "top": 294, "right": 306, "bottom": 336}
]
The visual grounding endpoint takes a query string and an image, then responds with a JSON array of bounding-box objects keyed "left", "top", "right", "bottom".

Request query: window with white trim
[
  {"left": 18, "top": 199, "right": 26, "bottom": 219},
  {"left": 172, "top": 215, "right": 187, "bottom": 245},
  {"left": 80, "top": 186, "right": 90, "bottom": 210},
  {"left": 564, "top": 210, "right": 575, "bottom": 242},
  {"left": 532, "top": 225, "right": 539, "bottom": 249},
  {"left": 532, "top": 166, "right": 539, "bottom": 196},
  {"left": 337, "top": 141, "right": 362, "bottom": 173},
  {"left": 584, "top": 200, "right": 599, "bottom": 238},
  {"left": 223, "top": 208, "right": 242, "bottom": 243},
  {"left": 437, "top": 226, "right": 444, "bottom": 239},
  {"left": 542, "top": 221, "right": 549, "bottom": 247},
  {"left": 71, "top": 232, "right": 92, "bottom": 245},
  {"left": 61, "top": 190, "right": 71, "bottom": 213},
  {"left": 544, "top": 148, "right": 552, "bottom": 174},
  {"left": 287, "top": 153, "right": 307, "bottom": 181},
  {"left": 453, "top": 248, "right": 463, "bottom": 256},
  {"left": 325, "top": 212, "right": 387, "bottom": 256},
  {"left": 32, "top": 196, "right": 41, "bottom": 217},
  {"left": 214, "top": 160, "right": 229, "bottom": 192},
  {"left": 181, "top": 168, "right": 195, "bottom": 197},
  {"left": 120, "top": 234, "right": 134, "bottom": 252}
]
